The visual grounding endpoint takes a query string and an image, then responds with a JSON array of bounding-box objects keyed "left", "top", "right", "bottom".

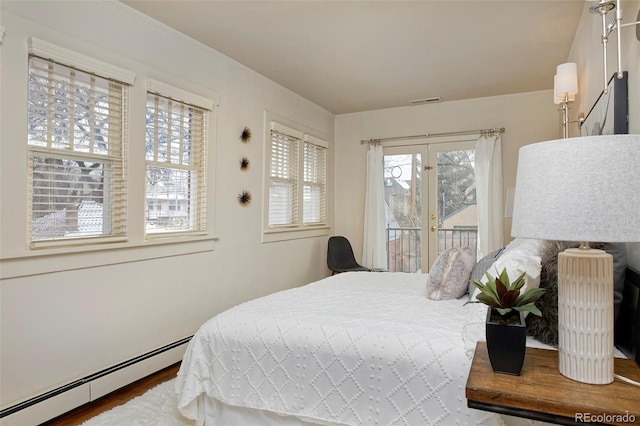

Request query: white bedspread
[{"left": 176, "top": 272, "right": 504, "bottom": 425}]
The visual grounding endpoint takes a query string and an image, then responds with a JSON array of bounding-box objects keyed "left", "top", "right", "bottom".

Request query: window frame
[
  {"left": 26, "top": 41, "right": 133, "bottom": 249},
  {"left": 14, "top": 38, "right": 219, "bottom": 267},
  {"left": 144, "top": 81, "right": 211, "bottom": 239},
  {"left": 263, "top": 112, "right": 330, "bottom": 243},
  {"left": 302, "top": 134, "right": 328, "bottom": 226}
]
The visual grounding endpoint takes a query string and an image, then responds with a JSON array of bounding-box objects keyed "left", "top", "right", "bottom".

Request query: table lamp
[{"left": 511, "top": 134, "right": 640, "bottom": 384}]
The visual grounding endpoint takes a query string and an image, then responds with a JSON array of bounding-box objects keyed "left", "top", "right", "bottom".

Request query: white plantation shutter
[
  {"left": 267, "top": 120, "right": 328, "bottom": 231},
  {"left": 27, "top": 55, "right": 128, "bottom": 246},
  {"left": 303, "top": 140, "right": 327, "bottom": 225},
  {"left": 145, "top": 92, "right": 208, "bottom": 235},
  {"left": 269, "top": 129, "right": 299, "bottom": 226}
]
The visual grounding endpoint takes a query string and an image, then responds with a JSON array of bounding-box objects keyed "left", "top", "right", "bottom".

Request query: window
[
  {"left": 302, "top": 136, "right": 327, "bottom": 225},
  {"left": 268, "top": 128, "right": 299, "bottom": 226},
  {"left": 265, "top": 119, "right": 328, "bottom": 240},
  {"left": 27, "top": 55, "right": 129, "bottom": 247},
  {"left": 145, "top": 81, "right": 210, "bottom": 236},
  {"left": 18, "top": 38, "right": 217, "bottom": 269}
]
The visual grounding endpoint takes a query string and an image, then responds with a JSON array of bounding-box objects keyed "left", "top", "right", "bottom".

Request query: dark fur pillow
[{"left": 526, "top": 241, "right": 627, "bottom": 346}]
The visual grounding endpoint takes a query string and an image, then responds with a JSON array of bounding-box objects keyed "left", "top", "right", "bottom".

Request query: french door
[{"left": 383, "top": 140, "right": 477, "bottom": 273}]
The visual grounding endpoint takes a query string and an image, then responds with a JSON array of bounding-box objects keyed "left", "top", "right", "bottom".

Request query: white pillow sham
[{"left": 470, "top": 238, "right": 543, "bottom": 303}]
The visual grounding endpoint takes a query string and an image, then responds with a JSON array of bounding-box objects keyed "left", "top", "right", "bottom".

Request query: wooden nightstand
[{"left": 466, "top": 341, "right": 640, "bottom": 425}]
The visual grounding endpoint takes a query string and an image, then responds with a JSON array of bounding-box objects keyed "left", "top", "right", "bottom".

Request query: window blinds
[
  {"left": 27, "top": 56, "right": 128, "bottom": 245},
  {"left": 269, "top": 130, "right": 299, "bottom": 226},
  {"left": 268, "top": 121, "right": 327, "bottom": 228},
  {"left": 303, "top": 141, "right": 326, "bottom": 224},
  {"left": 145, "top": 93, "right": 207, "bottom": 235}
]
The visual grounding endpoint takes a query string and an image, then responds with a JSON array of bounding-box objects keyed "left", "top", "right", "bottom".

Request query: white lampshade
[
  {"left": 512, "top": 135, "right": 640, "bottom": 243},
  {"left": 553, "top": 74, "right": 575, "bottom": 105},
  {"left": 512, "top": 134, "right": 640, "bottom": 384},
  {"left": 555, "top": 62, "right": 578, "bottom": 97}
]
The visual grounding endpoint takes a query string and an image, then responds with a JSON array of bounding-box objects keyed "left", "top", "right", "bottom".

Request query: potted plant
[{"left": 466, "top": 268, "right": 546, "bottom": 375}]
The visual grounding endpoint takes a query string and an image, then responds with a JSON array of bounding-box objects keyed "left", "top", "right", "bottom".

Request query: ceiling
[{"left": 121, "top": 0, "right": 586, "bottom": 115}]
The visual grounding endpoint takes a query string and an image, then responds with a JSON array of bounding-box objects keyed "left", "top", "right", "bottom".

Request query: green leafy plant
[{"left": 466, "top": 267, "right": 546, "bottom": 318}]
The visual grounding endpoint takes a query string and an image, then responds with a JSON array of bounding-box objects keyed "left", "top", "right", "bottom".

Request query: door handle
[{"left": 430, "top": 225, "right": 437, "bottom": 232}]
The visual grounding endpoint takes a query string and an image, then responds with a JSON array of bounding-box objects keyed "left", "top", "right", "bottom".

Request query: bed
[{"left": 175, "top": 239, "right": 638, "bottom": 426}]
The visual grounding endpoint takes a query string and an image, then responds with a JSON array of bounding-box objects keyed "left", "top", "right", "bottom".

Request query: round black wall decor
[
  {"left": 240, "top": 156, "right": 250, "bottom": 171},
  {"left": 240, "top": 127, "right": 252, "bottom": 143},
  {"left": 237, "top": 190, "right": 252, "bottom": 206}
]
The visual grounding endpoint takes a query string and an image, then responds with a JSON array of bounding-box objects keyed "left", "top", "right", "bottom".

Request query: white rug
[{"left": 81, "top": 379, "right": 194, "bottom": 426}]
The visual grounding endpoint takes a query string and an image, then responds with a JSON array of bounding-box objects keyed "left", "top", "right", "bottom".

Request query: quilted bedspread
[{"left": 176, "top": 272, "right": 501, "bottom": 425}]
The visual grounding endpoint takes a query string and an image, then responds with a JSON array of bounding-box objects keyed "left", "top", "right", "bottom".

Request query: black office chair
[{"left": 327, "top": 236, "right": 371, "bottom": 275}]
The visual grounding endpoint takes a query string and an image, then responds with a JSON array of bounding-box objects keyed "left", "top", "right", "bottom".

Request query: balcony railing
[
  {"left": 386, "top": 226, "right": 477, "bottom": 273},
  {"left": 386, "top": 227, "right": 421, "bottom": 273}
]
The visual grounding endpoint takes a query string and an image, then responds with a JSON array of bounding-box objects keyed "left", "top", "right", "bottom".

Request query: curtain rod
[{"left": 359, "top": 127, "right": 505, "bottom": 144}]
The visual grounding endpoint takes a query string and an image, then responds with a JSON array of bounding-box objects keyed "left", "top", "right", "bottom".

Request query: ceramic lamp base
[{"left": 557, "top": 248, "right": 614, "bottom": 384}]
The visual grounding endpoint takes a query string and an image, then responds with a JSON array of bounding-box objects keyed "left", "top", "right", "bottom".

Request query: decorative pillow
[
  {"left": 608, "top": 243, "right": 628, "bottom": 320},
  {"left": 470, "top": 238, "right": 543, "bottom": 303},
  {"left": 526, "top": 241, "right": 627, "bottom": 346},
  {"left": 468, "top": 247, "right": 505, "bottom": 296},
  {"left": 426, "top": 246, "right": 476, "bottom": 300}
]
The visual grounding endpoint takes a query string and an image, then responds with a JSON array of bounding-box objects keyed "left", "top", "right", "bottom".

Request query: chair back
[{"left": 327, "top": 236, "right": 360, "bottom": 271}]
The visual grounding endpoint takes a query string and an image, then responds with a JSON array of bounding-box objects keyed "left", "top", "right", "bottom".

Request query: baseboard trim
[{"left": 0, "top": 336, "right": 192, "bottom": 420}]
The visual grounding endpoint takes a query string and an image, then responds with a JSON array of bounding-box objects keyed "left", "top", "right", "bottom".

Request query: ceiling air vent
[{"left": 408, "top": 97, "right": 441, "bottom": 106}]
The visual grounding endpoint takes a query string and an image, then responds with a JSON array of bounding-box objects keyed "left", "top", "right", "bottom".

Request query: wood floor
[{"left": 41, "top": 362, "right": 181, "bottom": 426}]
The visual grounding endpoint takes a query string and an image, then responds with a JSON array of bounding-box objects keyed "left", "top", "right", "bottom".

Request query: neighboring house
[
  {"left": 440, "top": 203, "right": 478, "bottom": 257},
  {"left": 384, "top": 177, "right": 421, "bottom": 272},
  {"left": 441, "top": 203, "right": 477, "bottom": 229},
  {"left": 145, "top": 194, "right": 189, "bottom": 226},
  {"left": 384, "top": 177, "right": 411, "bottom": 221},
  {"left": 385, "top": 175, "right": 478, "bottom": 271}
]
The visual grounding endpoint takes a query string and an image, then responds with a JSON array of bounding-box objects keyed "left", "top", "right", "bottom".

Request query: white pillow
[
  {"left": 470, "top": 238, "right": 542, "bottom": 309},
  {"left": 462, "top": 302, "right": 487, "bottom": 359},
  {"left": 426, "top": 246, "right": 476, "bottom": 300}
]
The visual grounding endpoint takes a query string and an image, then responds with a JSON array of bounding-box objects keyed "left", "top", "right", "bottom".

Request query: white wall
[
  {"left": 333, "top": 0, "right": 640, "bottom": 268},
  {"left": 0, "top": 1, "right": 334, "bottom": 410},
  {"left": 567, "top": 0, "right": 640, "bottom": 268},
  {"left": 568, "top": 0, "right": 640, "bottom": 136},
  {"left": 334, "top": 90, "right": 560, "bottom": 261},
  {"left": 2, "top": 0, "right": 638, "bottom": 416}
]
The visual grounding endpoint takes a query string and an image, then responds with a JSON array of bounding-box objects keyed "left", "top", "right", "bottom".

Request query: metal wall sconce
[
  {"left": 554, "top": 63, "right": 578, "bottom": 139},
  {"left": 589, "top": 0, "right": 640, "bottom": 93}
]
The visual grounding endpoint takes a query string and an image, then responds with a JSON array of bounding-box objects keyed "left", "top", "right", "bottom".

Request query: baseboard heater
[{"left": 0, "top": 336, "right": 192, "bottom": 424}]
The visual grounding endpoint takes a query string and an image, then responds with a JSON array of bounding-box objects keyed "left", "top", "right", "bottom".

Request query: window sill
[
  {"left": 262, "top": 226, "right": 330, "bottom": 243},
  {"left": 0, "top": 235, "right": 218, "bottom": 279}
]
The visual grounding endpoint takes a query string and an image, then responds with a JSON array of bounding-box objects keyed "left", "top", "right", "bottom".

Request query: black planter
[{"left": 485, "top": 308, "right": 527, "bottom": 375}]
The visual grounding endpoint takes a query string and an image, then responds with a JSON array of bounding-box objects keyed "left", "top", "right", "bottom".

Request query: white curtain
[
  {"left": 474, "top": 134, "right": 504, "bottom": 259},
  {"left": 362, "top": 143, "right": 387, "bottom": 269}
]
